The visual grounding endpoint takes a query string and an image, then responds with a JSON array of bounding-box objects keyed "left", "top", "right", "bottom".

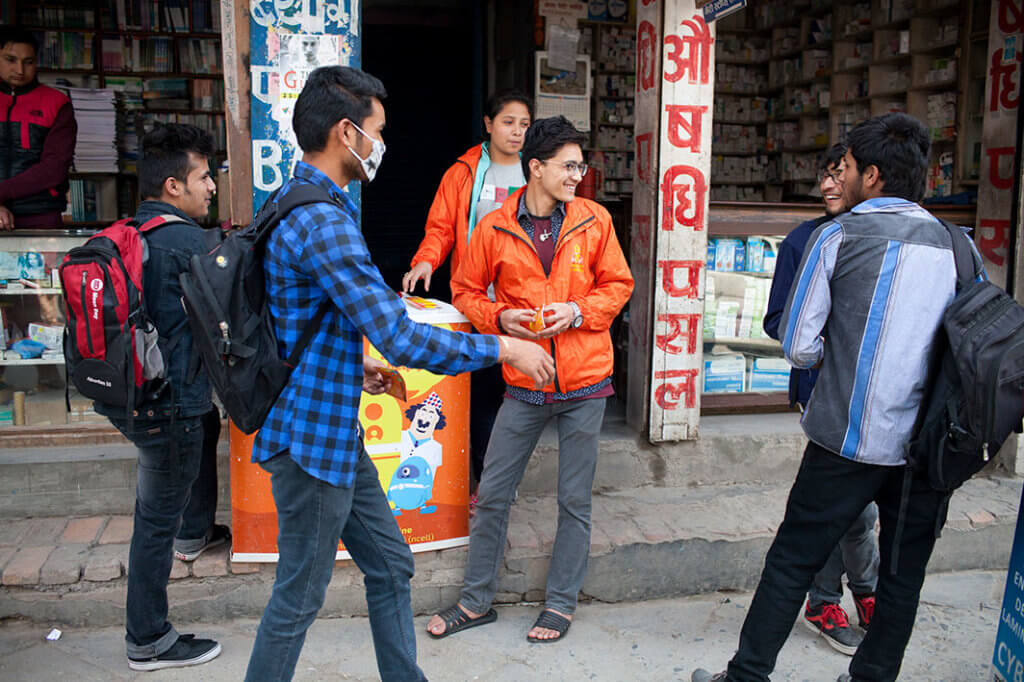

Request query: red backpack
[{"left": 60, "top": 215, "right": 187, "bottom": 415}]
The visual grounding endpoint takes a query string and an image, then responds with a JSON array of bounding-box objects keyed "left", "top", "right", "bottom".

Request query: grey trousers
[
  {"left": 460, "top": 396, "right": 605, "bottom": 615},
  {"left": 808, "top": 502, "right": 880, "bottom": 607}
]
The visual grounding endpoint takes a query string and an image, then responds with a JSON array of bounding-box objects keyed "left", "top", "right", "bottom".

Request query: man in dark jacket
[
  {"left": 0, "top": 27, "right": 76, "bottom": 229},
  {"left": 763, "top": 144, "right": 879, "bottom": 657},
  {"left": 95, "top": 124, "right": 227, "bottom": 672}
]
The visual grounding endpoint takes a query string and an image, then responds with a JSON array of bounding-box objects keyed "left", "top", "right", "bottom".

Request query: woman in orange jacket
[{"left": 402, "top": 90, "right": 533, "bottom": 493}]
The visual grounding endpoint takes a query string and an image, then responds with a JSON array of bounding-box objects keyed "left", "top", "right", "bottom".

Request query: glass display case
[{"left": 0, "top": 230, "right": 103, "bottom": 427}]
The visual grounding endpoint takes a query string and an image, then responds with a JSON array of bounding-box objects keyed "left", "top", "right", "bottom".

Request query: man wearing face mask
[{"left": 243, "top": 66, "right": 555, "bottom": 682}]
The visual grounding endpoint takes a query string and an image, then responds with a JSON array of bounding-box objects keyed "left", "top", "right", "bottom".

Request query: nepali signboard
[
  {"left": 629, "top": 0, "right": 715, "bottom": 441},
  {"left": 248, "top": 0, "right": 362, "bottom": 209},
  {"left": 975, "top": 0, "right": 1023, "bottom": 289},
  {"left": 992, "top": 486, "right": 1024, "bottom": 681}
]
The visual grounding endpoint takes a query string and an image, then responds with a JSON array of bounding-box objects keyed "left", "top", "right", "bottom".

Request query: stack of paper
[{"left": 66, "top": 88, "right": 119, "bottom": 173}]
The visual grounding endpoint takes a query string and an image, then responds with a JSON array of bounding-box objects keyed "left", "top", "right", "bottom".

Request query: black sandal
[
  {"left": 526, "top": 609, "right": 572, "bottom": 643},
  {"left": 427, "top": 604, "right": 497, "bottom": 639}
]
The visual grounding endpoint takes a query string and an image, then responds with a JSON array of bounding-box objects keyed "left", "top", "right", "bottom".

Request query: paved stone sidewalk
[
  {"left": 0, "top": 476, "right": 1019, "bottom": 628},
  {"left": 0, "top": 570, "right": 1006, "bottom": 681}
]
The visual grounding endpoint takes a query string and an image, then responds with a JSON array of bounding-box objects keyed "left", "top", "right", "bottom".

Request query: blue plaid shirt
[{"left": 253, "top": 162, "right": 501, "bottom": 487}]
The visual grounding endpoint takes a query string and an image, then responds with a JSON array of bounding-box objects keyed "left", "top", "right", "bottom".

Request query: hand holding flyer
[{"left": 376, "top": 367, "right": 407, "bottom": 402}]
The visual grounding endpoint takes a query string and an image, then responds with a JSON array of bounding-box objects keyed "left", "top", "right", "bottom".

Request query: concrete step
[
  {"left": 0, "top": 476, "right": 1018, "bottom": 628},
  {"left": 0, "top": 411, "right": 810, "bottom": 518}
]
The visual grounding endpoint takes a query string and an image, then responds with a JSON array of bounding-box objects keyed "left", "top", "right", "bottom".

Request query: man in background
[{"left": 0, "top": 27, "right": 76, "bottom": 230}]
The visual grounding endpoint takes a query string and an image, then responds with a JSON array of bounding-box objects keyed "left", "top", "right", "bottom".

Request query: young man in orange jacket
[{"left": 427, "top": 115, "right": 633, "bottom": 643}]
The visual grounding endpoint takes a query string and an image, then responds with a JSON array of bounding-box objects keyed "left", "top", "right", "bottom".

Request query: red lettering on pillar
[
  {"left": 987, "top": 147, "right": 1016, "bottom": 189},
  {"left": 664, "top": 15, "right": 713, "bottom": 85},
  {"left": 655, "top": 313, "right": 701, "bottom": 354},
  {"left": 661, "top": 165, "right": 707, "bottom": 231},
  {"left": 989, "top": 50, "right": 1022, "bottom": 112},
  {"left": 978, "top": 218, "right": 1011, "bottom": 267},
  {"left": 654, "top": 369, "right": 700, "bottom": 410},
  {"left": 658, "top": 259, "right": 703, "bottom": 298},
  {"left": 637, "top": 21, "right": 658, "bottom": 93},
  {"left": 636, "top": 132, "right": 654, "bottom": 184},
  {"left": 998, "top": 0, "right": 1024, "bottom": 33},
  {"left": 666, "top": 104, "right": 708, "bottom": 152}
]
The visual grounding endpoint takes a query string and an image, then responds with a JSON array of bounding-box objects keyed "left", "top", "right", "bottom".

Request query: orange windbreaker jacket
[
  {"left": 451, "top": 187, "right": 634, "bottom": 393},
  {"left": 409, "top": 144, "right": 483, "bottom": 275}
]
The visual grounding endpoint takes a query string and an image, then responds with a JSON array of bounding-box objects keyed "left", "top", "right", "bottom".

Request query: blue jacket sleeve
[
  {"left": 302, "top": 208, "right": 501, "bottom": 375},
  {"left": 764, "top": 237, "right": 802, "bottom": 341}
]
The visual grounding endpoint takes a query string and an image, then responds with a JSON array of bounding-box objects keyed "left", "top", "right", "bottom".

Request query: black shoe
[
  {"left": 691, "top": 669, "right": 728, "bottom": 682},
  {"left": 175, "top": 524, "right": 232, "bottom": 562},
  {"left": 803, "top": 601, "right": 863, "bottom": 656},
  {"left": 128, "top": 634, "right": 222, "bottom": 671}
]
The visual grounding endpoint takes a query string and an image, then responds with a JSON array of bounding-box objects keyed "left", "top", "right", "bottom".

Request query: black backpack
[
  {"left": 893, "top": 219, "right": 1024, "bottom": 569},
  {"left": 178, "top": 184, "right": 334, "bottom": 434}
]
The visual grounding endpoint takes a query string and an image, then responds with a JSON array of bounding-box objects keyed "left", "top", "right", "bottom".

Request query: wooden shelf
[
  {"left": 597, "top": 122, "right": 634, "bottom": 128},
  {"left": 0, "top": 357, "right": 65, "bottom": 366},
  {"left": 716, "top": 119, "right": 768, "bottom": 126},
  {"left": 0, "top": 288, "right": 63, "bottom": 296},
  {"left": 910, "top": 79, "right": 959, "bottom": 92},
  {"left": 873, "top": 54, "right": 912, "bottom": 65}
]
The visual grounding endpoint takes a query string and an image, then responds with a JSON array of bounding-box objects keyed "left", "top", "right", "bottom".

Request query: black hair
[
  {"left": 404, "top": 402, "right": 447, "bottom": 431},
  {"left": 821, "top": 143, "right": 847, "bottom": 172},
  {"left": 521, "top": 116, "right": 587, "bottom": 179},
  {"left": 292, "top": 66, "right": 387, "bottom": 153},
  {"left": 484, "top": 89, "right": 533, "bottom": 121},
  {"left": 845, "top": 113, "right": 930, "bottom": 202},
  {"left": 138, "top": 123, "right": 214, "bottom": 200},
  {"left": 0, "top": 27, "right": 38, "bottom": 54}
]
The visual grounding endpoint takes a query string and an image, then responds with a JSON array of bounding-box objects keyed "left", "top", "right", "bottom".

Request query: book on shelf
[
  {"left": 64, "top": 88, "right": 119, "bottom": 174},
  {"left": 36, "top": 31, "right": 94, "bottom": 70},
  {"left": 179, "top": 38, "right": 223, "bottom": 75},
  {"left": 18, "top": 6, "right": 96, "bottom": 28}
]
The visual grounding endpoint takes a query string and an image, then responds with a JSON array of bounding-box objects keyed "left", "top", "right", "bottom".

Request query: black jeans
[
  {"left": 727, "top": 441, "right": 947, "bottom": 682},
  {"left": 109, "top": 408, "right": 220, "bottom": 658}
]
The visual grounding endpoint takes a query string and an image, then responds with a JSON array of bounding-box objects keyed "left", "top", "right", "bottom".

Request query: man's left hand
[
  {"left": 362, "top": 356, "right": 391, "bottom": 395},
  {"left": 538, "top": 302, "right": 574, "bottom": 338}
]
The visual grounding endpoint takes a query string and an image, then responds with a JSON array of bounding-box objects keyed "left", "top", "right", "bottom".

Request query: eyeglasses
[
  {"left": 544, "top": 161, "right": 589, "bottom": 177},
  {"left": 817, "top": 168, "right": 842, "bottom": 184}
]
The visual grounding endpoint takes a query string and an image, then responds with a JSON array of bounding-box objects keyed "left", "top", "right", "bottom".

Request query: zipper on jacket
[
  {"left": 549, "top": 338, "right": 562, "bottom": 394},
  {"left": 3, "top": 91, "right": 15, "bottom": 178},
  {"left": 555, "top": 215, "right": 595, "bottom": 252}
]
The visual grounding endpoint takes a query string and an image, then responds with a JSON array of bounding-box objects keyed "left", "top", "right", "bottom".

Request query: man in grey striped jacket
[{"left": 694, "top": 114, "right": 972, "bottom": 682}]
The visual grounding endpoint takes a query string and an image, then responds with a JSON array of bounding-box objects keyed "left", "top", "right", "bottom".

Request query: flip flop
[
  {"left": 427, "top": 604, "right": 497, "bottom": 639},
  {"left": 526, "top": 609, "right": 571, "bottom": 643}
]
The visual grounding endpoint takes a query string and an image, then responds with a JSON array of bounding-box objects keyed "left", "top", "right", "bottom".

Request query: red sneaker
[
  {"left": 803, "top": 601, "right": 862, "bottom": 655},
  {"left": 853, "top": 593, "right": 875, "bottom": 629}
]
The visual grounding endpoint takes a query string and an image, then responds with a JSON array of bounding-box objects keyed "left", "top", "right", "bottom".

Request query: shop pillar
[{"left": 627, "top": 0, "right": 715, "bottom": 442}]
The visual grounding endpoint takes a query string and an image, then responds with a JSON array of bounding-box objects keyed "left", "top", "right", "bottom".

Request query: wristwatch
[{"left": 569, "top": 301, "right": 583, "bottom": 329}]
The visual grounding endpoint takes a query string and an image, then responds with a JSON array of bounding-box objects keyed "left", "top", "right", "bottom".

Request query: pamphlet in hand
[{"left": 376, "top": 367, "right": 407, "bottom": 402}]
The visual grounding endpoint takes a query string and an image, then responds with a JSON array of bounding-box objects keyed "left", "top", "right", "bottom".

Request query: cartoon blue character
[{"left": 387, "top": 456, "right": 436, "bottom": 515}]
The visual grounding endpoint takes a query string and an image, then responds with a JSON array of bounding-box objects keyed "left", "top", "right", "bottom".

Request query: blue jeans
[
  {"left": 109, "top": 408, "right": 221, "bottom": 658},
  {"left": 808, "top": 503, "right": 879, "bottom": 607},
  {"left": 245, "top": 449, "right": 426, "bottom": 682}
]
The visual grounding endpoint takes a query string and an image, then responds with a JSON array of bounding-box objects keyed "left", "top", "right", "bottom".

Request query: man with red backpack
[{"left": 92, "top": 124, "right": 227, "bottom": 671}]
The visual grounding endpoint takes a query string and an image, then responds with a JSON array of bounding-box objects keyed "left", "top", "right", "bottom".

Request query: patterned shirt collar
[
  {"left": 292, "top": 161, "right": 358, "bottom": 216},
  {"left": 850, "top": 196, "right": 919, "bottom": 213},
  {"left": 516, "top": 191, "right": 566, "bottom": 240}
]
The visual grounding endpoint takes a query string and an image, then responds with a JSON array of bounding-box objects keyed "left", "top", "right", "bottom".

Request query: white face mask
[{"left": 345, "top": 120, "right": 386, "bottom": 183}]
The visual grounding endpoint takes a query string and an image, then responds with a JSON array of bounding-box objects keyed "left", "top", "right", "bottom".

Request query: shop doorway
[{"left": 361, "top": 3, "right": 481, "bottom": 300}]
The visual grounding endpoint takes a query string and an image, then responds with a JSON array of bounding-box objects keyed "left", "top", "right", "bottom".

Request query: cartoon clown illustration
[
  {"left": 388, "top": 392, "right": 446, "bottom": 515},
  {"left": 400, "top": 391, "right": 445, "bottom": 473}
]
